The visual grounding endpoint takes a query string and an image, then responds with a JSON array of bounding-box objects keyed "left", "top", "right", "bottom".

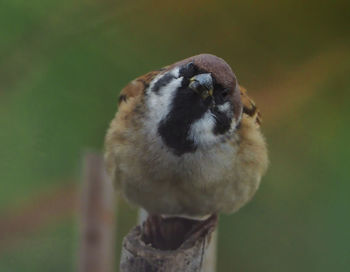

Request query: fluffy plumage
[{"left": 104, "top": 54, "right": 268, "bottom": 218}]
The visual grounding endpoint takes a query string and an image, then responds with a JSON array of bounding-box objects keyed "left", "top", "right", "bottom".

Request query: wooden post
[
  {"left": 78, "top": 152, "right": 116, "bottom": 272},
  {"left": 120, "top": 214, "right": 218, "bottom": 272}
]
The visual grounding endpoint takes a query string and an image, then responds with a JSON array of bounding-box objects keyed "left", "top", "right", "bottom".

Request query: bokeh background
[{"left": 1, "top": 0, "right": 349, "bottom": 271}]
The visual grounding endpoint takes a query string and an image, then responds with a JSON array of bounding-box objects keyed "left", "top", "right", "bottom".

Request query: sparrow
[{"left": 104, "top": 54, "right": 268, "bottom": 219}]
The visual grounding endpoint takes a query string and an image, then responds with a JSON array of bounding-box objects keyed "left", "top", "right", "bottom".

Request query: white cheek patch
[
  {"left": 217, "top": 102, "right": 231, "bottom": 113},
  {"left": 218, "top": 102, "right": 234, "bottom": 120},
  {"left": 230, "top": 105, "right": 243, "bottom": 134},
  {"left": 170, "top": 67, "right": 180, "bottom": 77},
  {"left": 147, "top": 73, "right": 164, "bottom": 92},
  {"left": 188, "top": 111, "right": 218, "bottom": 147},
  {"left": 147, "top": 78, "right": 182, "bottom": 122},
  {"left": 146, "top": 67, "right": 180, "bottom": 94},
  {"left": 145, "top": 68, "right": 182, "bottom": 137}
]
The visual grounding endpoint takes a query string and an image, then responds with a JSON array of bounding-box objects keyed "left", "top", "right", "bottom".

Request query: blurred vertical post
[
  {"left": 78, "top": 152, "right": 116, "bottom": 272},
  {"left": 202, "top": 229, "right": 217, "bottom": 272}
]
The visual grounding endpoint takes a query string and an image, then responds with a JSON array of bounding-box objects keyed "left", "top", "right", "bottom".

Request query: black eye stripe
[{"left": 157, "top": 84, "right": 209, "bottom": 156}]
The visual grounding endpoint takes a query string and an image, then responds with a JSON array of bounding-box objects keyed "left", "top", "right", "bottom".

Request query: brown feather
[
  {"left": 118, "top": 70, "right": 162, "bottom": 105},
  {"left": 240, "top": 86, "right": 262, "bottom": 125},
  {"left": 105, "top": 55, "right": 268, "bottom": 217}
]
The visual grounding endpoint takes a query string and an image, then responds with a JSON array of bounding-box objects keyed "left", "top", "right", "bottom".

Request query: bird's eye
[
  {"left": 181, "top": 62, "right": 197, "bottom": 78},
  {"left": 221, "top": 90, "right": 228, "bottom": 98},
  {"left": 218, "top": 88, "right": 230, "bottom": 100}
]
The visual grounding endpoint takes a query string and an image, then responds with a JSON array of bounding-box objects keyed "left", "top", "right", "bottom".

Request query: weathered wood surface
[{"left": 120, "top": 215, "right": 218, "bottom": 272}]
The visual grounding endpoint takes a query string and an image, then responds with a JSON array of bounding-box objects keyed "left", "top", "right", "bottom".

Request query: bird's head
[{"left": 145, "top": 54, "right": 242, "bottom": 156}]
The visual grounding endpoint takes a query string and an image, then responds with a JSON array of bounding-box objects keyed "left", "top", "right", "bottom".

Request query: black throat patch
[
  {"left": 156, "top": 64, "right": 234, "bottom": 156},
  {"left": 211, "top": 107, "right": 233, "bottom": 135},
  {"left": 157, "top": 83, "right": 210, "bottom": 156}
]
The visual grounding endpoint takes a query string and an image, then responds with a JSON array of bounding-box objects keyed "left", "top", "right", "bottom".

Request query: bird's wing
[
  {"left": 118, "top": 69, "right": 163, "bottom": 105},
  {"left": 239, "top": 86, "right": 262, "bottom": 125},
  {"left": 105, "top": 69, "right": 163, "bottom": 189}
]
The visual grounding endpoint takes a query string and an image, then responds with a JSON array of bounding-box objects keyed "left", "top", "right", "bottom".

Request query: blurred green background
[{"left": 1, "top": 0, "right": 349, "bottom": 271}]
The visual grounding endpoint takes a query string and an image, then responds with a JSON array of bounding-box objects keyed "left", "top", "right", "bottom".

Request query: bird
[{"left": 104, "top": 54, "right": 268, "bottom": 220}]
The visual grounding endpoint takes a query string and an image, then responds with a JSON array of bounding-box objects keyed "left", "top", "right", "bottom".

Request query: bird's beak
[{"left": 189, "top": 73, "right": 213, "bottom": 99}]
